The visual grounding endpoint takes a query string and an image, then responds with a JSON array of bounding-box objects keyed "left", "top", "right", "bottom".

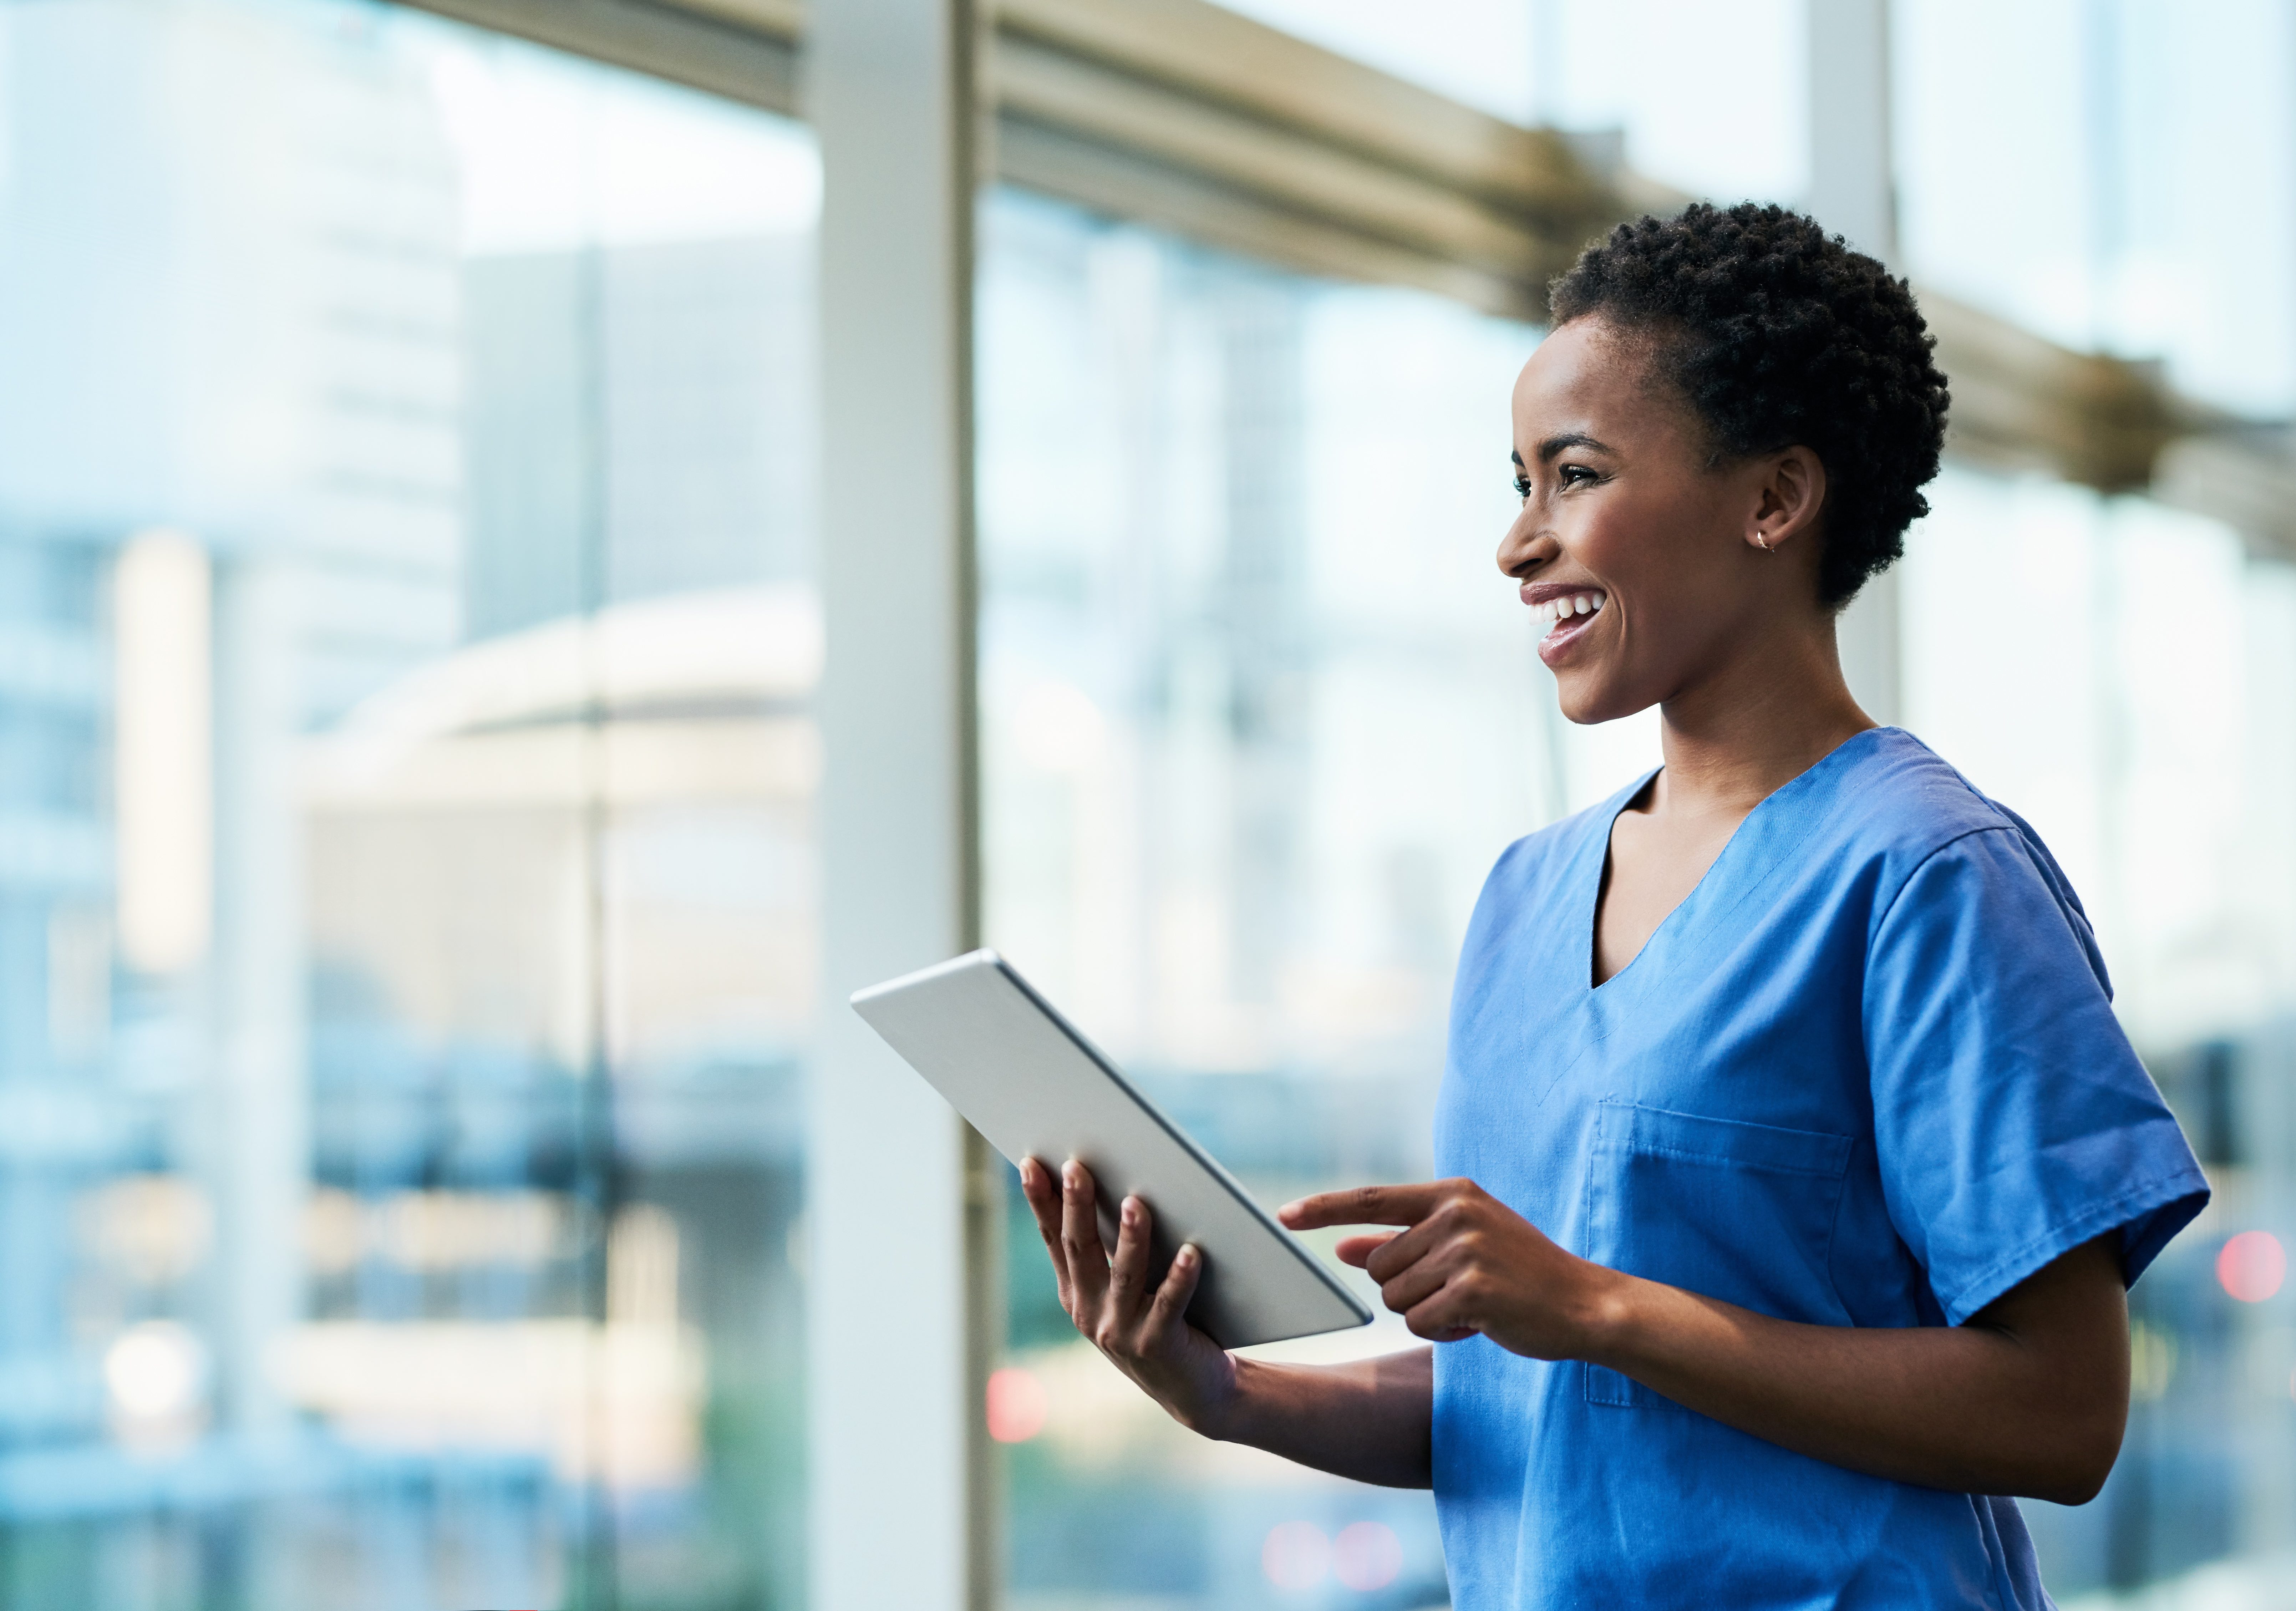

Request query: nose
[{"left": 1498, "top": 508, "right": 1556, "bottom": 579}]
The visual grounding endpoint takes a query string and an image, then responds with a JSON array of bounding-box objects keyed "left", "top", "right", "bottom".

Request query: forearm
[
  {"left": 1585, "top": 1273, "right": 2124, "bottom": 1502},
  {"left": 1287, "top": 1186, "right": 2130, "bottom": 1503},
  {"left": 1197, "top": 1346, "right": 1433, "bottom": 1489}
]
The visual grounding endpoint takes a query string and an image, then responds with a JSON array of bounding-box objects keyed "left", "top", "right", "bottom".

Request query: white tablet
[{"left": 851, "top": 950, "right": 1374, "bottom": 1348}]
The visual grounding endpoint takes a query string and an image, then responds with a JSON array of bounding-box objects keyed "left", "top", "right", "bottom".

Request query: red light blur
[
  {"left": 1262, "top": 1521, "right": 1330, "bottom": 1590},
  {"left": 1334, "top": 1519, "right": 1403, "bottom": 1590},
  {"left": 984, "top": 1366, "right": 1048, "bottom": 1443},
  {"left": 2219, "top": 1231, "right": 2286, "bottom": 1304}
]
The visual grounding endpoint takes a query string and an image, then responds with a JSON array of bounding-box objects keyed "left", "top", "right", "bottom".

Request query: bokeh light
[
  {"left": 1333, "top": 1519, "right": 1403, "bottom": 1590},
  {"left": 2129, "top": 1320, "right": 2178, "bottom": 1402},
  {"left": 2218, "top": 1231, "right": 2286, "bottom": 1304},
  {"left": 104, "top": 1320, "right": 208, "bottom": 1420},
  {"left": 1262, "top": 1521, "right": 1331, "bottom": 1591},
  {"left": 985, "top": 1366, "right": 1048, "bottom": 1443}
]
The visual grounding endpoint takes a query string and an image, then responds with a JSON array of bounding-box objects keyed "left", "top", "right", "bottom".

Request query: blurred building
[
  {"left": 0, "top": 0, "right": 817, "bottom": 1604},
  {"left": 0, "top": 0, "right": 460, "bottom": 1464},
  {"left": 462, "top": 234, "right": 816, "bottom": 638}
]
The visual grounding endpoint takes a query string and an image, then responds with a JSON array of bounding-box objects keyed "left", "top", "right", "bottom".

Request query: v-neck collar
[{"left": 1582, "top": 726, "right": 1897, "bottom": 993}]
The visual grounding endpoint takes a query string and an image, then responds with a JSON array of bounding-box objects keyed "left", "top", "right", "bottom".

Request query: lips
[{"left": 1530, "top": 588, "right": 1605, "bottom": 666}]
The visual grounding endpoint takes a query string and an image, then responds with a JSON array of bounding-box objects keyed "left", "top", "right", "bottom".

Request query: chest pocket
[{"left": 1584, "top": 1099, "right": 1853, "bottom": 1409}]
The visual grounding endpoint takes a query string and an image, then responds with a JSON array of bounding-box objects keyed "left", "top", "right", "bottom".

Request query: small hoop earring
[{"left": 1754, "top": 532, "right": 1773, "bottom": 553}]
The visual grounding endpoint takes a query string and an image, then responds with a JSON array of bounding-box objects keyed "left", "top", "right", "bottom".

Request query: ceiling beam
[
  {"left": 397, "top": 0, "right": 801, "bottom": 113},
  {"left": 397, "top": 0, "right": 2296, "bottom": 558}
]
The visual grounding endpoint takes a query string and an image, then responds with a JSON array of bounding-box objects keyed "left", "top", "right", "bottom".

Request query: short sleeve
[{"left": 1864, "top": 827, "right": 2210, "bottom": 1326}]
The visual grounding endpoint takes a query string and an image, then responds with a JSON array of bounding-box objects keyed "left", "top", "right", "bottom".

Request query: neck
[{"left": 1651, "top": 613, "right": 1875, "bottom": 817}]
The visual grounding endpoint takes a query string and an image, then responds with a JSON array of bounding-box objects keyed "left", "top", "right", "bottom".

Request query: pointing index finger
[{"left": 1278, "top": 1182, "right": 1446, "bottom": 1231}]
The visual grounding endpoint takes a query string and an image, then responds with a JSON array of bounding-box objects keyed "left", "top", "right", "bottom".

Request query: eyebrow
[{"left": 1534, "top": 431, "right": 1614, "bottom": 462}]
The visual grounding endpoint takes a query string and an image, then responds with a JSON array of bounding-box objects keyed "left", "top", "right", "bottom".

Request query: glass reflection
[
  {"left": 979, "top": 188, "right": 1550, "bottom": 1610},
  {"left": 1901, "top": 471, "right": 2296, "bottom": 1604},
  {"left": 0, "top": 1, "right": 816, "bottom": 1605}
]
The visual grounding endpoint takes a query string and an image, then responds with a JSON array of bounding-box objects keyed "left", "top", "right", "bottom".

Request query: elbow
[
  {"left": 2032, "top": 1467, "right": 2109, "bottom": 1508},
  {"left": 2025, "top": 1412, "right": 2126, "bottom": 1507}
]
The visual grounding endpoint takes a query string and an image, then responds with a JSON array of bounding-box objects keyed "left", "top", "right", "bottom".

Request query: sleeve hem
[{"left": 1936, "top": 1166, "right": 2213, "bottom": 1327}]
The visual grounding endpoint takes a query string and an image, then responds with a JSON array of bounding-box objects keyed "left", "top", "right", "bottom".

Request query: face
[{"left": 1499, "top": 316, "right": 1823, "bottom": 724}]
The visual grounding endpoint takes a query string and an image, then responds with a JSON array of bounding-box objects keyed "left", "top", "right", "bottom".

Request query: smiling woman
[{"left": 1020, "top": 202, "right": 2212, "bottom": 1611}]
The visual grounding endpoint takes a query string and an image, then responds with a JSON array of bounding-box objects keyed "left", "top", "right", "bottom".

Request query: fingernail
[
  {"left": 1177, "top": 1244, "right": 1198, "bottom": 1267},
  {"left": 1277, "top": 1199, "right": 1302, "bottom": 1218},
  {"left": 1122, "top": 1198, "right": 1139, "bottom": 1224}
]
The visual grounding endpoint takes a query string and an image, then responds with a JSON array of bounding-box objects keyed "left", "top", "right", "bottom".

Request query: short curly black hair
[{"left": 1547, "top": 202, "right": 1950, "bottom": 608}]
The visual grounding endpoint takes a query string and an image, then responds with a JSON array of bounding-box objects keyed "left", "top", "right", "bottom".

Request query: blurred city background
[{"left": 0, "top": 0, "right": 2292, "bottom": 1607}]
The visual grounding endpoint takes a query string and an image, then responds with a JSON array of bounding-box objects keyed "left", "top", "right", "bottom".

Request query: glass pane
[
  {"left": 978, "top": 187, "right": 1658, "bottom": 1610},
  {"left": 1896, "top": 0, "right": 2296, "bottom": 413},
  {"left": 1222, "top": 0, "right": 2296, "bottom": 418},
  {"left": 0, "top": 2, "right": 815, "bottom": 1605},
  {"left": 1902, "top": 475, "right": 2296, "bottom": 1602},
  {"left": 1209, "top": 0, "right": 1807, "bottom": 206},
  {"left": 997, "top": 3, "right": 2296, "bottom": 1604}
]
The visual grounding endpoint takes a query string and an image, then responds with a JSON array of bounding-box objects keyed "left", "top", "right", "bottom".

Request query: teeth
[{"left": 1536, "top": 593, "right": 1605, "bottom": 625}]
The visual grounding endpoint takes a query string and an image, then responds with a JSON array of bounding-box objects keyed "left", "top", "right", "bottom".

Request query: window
[
  {"left": 977, "top": 188, "right": 1548, "bottom": 1609},
  {"left": 1902, "top": 471, "right": 2296, "bottom": 1596},
  {"left": 0, "top": 3, "right": 816, "bottom": 1604},
  {"left": 984, "top": 5, "right": 2296, "bottom": 1606}
]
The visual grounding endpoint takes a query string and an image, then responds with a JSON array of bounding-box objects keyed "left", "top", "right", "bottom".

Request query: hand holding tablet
[
  {"left": 850, "top": 950, "right": 1372, "bottom": 1350},
  {"left": 1012, "top": 1154, "right": 1249, "bottom": 1435}
]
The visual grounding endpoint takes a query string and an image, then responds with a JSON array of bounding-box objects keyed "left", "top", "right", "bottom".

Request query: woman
[{"left": 1017, "top": 202, "right": 2209, "bottom": 1609}]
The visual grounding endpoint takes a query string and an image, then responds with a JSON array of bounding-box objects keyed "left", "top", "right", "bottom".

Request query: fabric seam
[
  {"left": 1940, "top": 1164, "right": 2209, "bottom": 1325},
  {"left": 1601, "top": 1140, "right": 1848, "bottom": 1178},
  {"left": 1865, "top": 821, "right": 2017, "bottom": 944}
]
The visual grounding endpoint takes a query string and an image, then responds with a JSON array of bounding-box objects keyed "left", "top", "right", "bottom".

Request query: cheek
[
  {"left": 1564, "top": 500, "right": 1664, "bottom": 588},
  {"left": 1568, "top": 489, "right": 1728, "bottom": 592}
]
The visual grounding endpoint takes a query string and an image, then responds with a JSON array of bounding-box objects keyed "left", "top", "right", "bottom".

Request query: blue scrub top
[{"left": 1433, "top": 727, "right": 2209, "bottom": 1611}]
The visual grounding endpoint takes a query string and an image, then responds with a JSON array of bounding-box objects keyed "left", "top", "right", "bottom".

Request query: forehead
[{"left": 1510, "top": 317, "right": 1652, "bottom": 438}]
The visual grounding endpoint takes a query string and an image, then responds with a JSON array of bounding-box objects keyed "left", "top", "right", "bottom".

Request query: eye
[
  {"left": 1558, "top": 464, "right": 1600, "bottom": 489},
  {"left": 1512, "top": 474, "right": 1533, "bottom": 500}
]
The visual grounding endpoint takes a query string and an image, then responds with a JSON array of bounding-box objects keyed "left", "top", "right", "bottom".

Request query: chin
[{"left": 1553, "top": 673, "right": 1646, "bottom": 727}]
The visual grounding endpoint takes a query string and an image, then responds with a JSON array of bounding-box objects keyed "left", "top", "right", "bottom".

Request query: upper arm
[
  {"left": 1966, "top": 1232, "right": 2132, "bottom": 1497},
  {"left": 1863, "top": 830, "right": 2209, "bottom": 1325},
  {"left": 1968, "top": 1233, "right": 2127, "bottom": 1369}
]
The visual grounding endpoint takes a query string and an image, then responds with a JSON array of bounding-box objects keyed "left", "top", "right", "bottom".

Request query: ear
[{"left": 1747, "top": 446, "right": 1827, "bottom": 554}]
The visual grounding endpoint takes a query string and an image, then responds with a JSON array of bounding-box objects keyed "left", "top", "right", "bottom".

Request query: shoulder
[
  {"left": 1827, "top": 731, "right": 2110, "bottom": 989},
  {"left": 1814, "top": 728, "right": 2014, "bottom": 852},
  {"left": 1805, "top": 728, "right": 2063, "bottom": 893}
]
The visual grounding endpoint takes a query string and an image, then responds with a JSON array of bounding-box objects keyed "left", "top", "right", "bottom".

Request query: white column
[
  {"left": 1807, "top": 0, "right": 1904, "bottom": 725},
  {"left": 209, "top": 557, "right": 308, "bottom": 1439},
  {"left": 808, "top": 3, "right": 993, "bottom": 1610},
  {"left": 1807, "top": 0, "right": 1897, "bottom": 264}
]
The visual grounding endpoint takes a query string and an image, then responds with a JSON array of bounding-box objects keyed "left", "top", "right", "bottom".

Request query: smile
[{"left": 1529, "top": 587, "right": 1606, "bottom": 666}]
